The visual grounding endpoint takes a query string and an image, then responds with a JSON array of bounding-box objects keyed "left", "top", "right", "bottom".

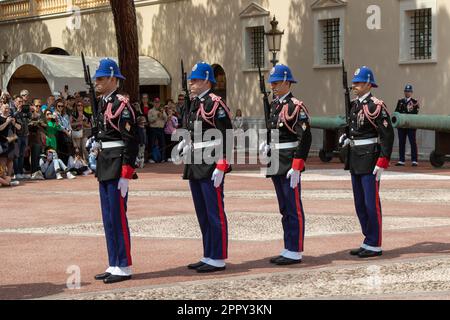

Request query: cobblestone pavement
[{"left": 1, "top": 159, "right": 450, "bottom": 300}]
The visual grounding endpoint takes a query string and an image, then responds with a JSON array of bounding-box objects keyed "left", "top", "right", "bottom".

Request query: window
[
  {"left": 409, "top": 9, "right": 432, "bottom": 60},
  {"left": 239, "top": 2, "right": 270, "bottom": 71},
  {"left": 313, "top": 6, "right": 344, "bottom": 68},
  {"left": 321, "top": 18, "right": 340, "bottom": 65},
  {"left": 399, "top": 0, "right": 437, "bottom": 64},
  {"left": 249, "top": 26, "right": 265, "bottom": 69}
]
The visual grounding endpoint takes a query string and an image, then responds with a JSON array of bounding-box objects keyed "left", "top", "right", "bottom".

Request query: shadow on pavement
[{"left": 0, "top": 282, "right": 91, "bottom": 300}]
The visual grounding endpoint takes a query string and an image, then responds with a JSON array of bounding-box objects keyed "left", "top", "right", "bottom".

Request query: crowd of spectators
[{"left": 0, "top": 88, "right": 246, "bottom": 187}]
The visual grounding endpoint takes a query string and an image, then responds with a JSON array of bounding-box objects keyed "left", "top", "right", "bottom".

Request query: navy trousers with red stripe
[
  {"left": 189, "top": 179, "right": 228, "bottom": 260},
  {"left": 99, "top": 179, "right": 132, "bottom": 268},
  {"left": 351, "top": 174, "right": 382, "bottom": 248},
  {"left": 271, "top": 176, "right": 305, "bottom": 253}
]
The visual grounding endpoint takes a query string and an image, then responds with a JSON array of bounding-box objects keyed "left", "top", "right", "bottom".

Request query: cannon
[
  {"left": 391, "top": 112, "right": 450, "bottom": 168},
  {"left": 310, "top": 116, "right": 347, "bottom": 163}
]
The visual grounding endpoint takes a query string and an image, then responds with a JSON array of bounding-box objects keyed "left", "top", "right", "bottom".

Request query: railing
[
  {"left": 0, "top": 1, "right": 31, "bottom": 21},
  {"left": 0, "top": 0, "right": 111, "bottom": 22}
]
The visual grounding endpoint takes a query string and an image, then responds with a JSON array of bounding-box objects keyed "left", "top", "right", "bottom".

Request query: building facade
[{"left": 0, "top": 0, "right": 448, "bottom": 156}]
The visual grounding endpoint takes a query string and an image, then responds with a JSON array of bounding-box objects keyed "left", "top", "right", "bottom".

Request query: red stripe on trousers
[
  {"left": 119, "top": 195, "right": 132, "bottom": 266},
  {"left": 375, "top": 181, "right": 382, "bottom": 247},
  {"left": 294, "top": 186, "right": 304, "bottom": 252},
  {"left": 216, "top": 186, "right": 227, "bottom": 259}
]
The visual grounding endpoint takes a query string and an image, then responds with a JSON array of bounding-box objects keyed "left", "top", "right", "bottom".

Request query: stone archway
[
  {"left": 40, "top": 47, "right": 70, "bottom": 56},
  {"left": 7, "top": 64, "right": 51, "bottom": 99}
]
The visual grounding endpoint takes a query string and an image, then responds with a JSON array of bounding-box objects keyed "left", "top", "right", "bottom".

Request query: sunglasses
[{"left": 57, "top": 105, "right": 64, "bottom": 108}]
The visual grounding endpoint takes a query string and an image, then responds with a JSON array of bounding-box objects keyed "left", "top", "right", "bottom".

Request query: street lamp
[
  {"left": 0, "top": 52, "right": 11, "bottom": 89},
  {"left": 0, "top": 51, "right": 10, "bottom": 75},
  {"left": 265, "top": 16, "right": 284, "bottom": 67}
]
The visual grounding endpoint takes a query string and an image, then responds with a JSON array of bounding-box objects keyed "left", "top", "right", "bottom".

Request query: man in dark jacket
[
  {"left": 91, "top": 58, "right": 139, "bottom": 284},
  {"left": 260, "top": 64, "right": 312, "bottom": 266},
  {"left": 340, "top": 66, "right": 395, "bottom": 258},
  {"left": 395, "top": 84, "right": 420, "bottom": 167},
  {"left": 180, "top": 62, "right": 233, "bottom": 273}
]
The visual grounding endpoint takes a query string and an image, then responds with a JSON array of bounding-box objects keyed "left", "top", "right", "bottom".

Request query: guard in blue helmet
[
  {"left": 178, "top": 61, "right": 233, "bottom": 273},
  {"left": 260, "top": 64, "right": 312, "bottom": 266},
  {"left": 92, "top": 58, "right": 139, "bottom": 284},
  {"left": 340, "top": 66, "right": 394, "bottom": 258},
  {"left": 395, "top": 84, "right": 420, "bottom": 167}
]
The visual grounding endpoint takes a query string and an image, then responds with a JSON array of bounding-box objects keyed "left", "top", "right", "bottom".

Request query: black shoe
[
  {"left": 94, "top": 272, "right": 111, "bottom": 280},
  {"left": 269, "top": 256, "right": 283, "bottom": 264},
  {"left": 274, "top": 257, "right": 302, "bottom": 266},
  {"left": 103, "top": 274, "right": 132, "bottom": 284},
  {"left": 412, "top": 162, "right": 419, "bottom": 167},
  {"left": 196, "top": 264, "right": 226, "bottom": 273},
  {"left": 358, "top": 249, "right": 382, "bottom": 258},
  {"left": 349, "top": 248, "right": 364, "bottom": 256},
  {"left": 187, "top": 261, "right": 206, "bottom": 270},
  {"left": 395, "top": 162, "right": 405, "bottom": 167}
]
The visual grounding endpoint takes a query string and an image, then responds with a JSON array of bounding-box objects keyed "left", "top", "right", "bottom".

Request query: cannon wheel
[
  {"left": 319, "top": 149, "right": 333, "bottom": 163},
  {"left": 430, "top": 151, "right": 446, "bottom": 168}
]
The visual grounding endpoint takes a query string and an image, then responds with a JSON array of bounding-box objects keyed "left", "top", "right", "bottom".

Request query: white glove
[
  {"left": 211, "top": 168, "right": 225, "bottom": 188},
  {"left": 339, "top": 134, "right": 351, "bottom": 148},
  {"left": 117, "top": 178, "right": 129, "bottom": 198},
  {"left": 259, "top": 141, "right": 271, "bottom": 158},
  {"left": 286, "top": 169, "right": 301, "bottom": 189},
  {"left": 373, "top": 166, "right": 384, "bottom": 182}
]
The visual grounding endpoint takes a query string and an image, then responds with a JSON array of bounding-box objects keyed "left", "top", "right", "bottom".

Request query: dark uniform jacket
[
  {"left": 266, "top": 93, "right": 312, "bottom": 177},
  {"left": 183, "top": 90, "right": 232, "bottom": 180},
  {"left": 346, "top": 94, "right": 395, "bottom": 175},
  {"left": 95, "top": 91, "right": 139, "bottom": 182},
  {"left": 395, "top": 98, "right": 420, "bottom": 115}
]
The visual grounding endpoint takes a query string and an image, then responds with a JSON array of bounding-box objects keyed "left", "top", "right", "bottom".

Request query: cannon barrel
[
  {"left": 391, "top": 112, "right": 450, "bottom": 133},
  {"left": 309, "top": 116, "right": 347, "bottom": 163},
  {"left": 310, "top": 116, "right": 347, "bottom": 130}
]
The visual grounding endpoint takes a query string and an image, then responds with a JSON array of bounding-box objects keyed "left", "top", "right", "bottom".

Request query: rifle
[
  {"left": 181, "top": 59, "right": 191, "bottom": 129},
  {"left": 342, "top": 60, "right": 351, "bottom": 136},
  {"left": 81, "top": 52, "right": 98, "bottom": 130},
  {"left": 342, "top": 60, "right": 351, "bottom": 167},
  {"left": 258, "top": 64, "right": 271, "bottom": 144}
]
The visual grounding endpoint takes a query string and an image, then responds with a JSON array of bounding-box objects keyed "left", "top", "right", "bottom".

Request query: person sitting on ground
[
  {"left": 68, "top": 147, "right": 92, "bottom": 176},
  {"left": 0, "top": 158, "right": 19, "bottom": 187},
  {"left": 39, "top": 148, "right": 76, "bottom": 180}
]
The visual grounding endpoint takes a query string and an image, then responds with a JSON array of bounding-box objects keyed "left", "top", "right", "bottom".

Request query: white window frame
[
  {"left": 399, "top": 0, "right": 437, "bottom": 64},
  {"left": 313, "top": 7, "right": 345, "bottom": 69}
]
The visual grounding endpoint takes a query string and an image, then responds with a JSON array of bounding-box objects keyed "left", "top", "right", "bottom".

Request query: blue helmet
[
  {"left": 352, "top": 66, "right": 378, "bottom": 88},
  {"left": 268, "top": 64, "right": 298, "bottom": 83},
  {"left": 188, "top": 62, "right": 216, "bottom": 84},
  {"left": 404, "top": 84, "right": 413, "bottom": 92},
  {"left": 93, "top": 58, "right": 126, "bottom": 80}
]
